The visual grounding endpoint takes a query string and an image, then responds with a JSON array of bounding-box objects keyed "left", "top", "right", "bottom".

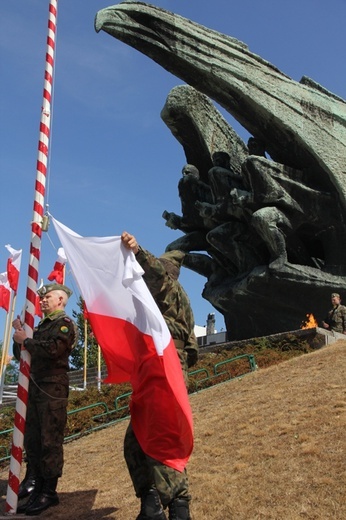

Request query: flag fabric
[
  {"left": 35, "top": 295, "right": 43, "bottom": 318},
  {"left": 5, "top": 245, "right": 22, "bottom": 292},
  {"left": 0, "top": 272, "right": 11, "bottom": 312},
  {"left": 52, "top": 217, "right": 193, "bottom": 472},
  {"left": 47, "top": 247, "right": 66, "bottom": 284}
]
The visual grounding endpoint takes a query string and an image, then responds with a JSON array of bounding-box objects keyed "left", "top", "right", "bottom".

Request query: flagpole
[
  {"left": 0, "top": 308, "right": 11, "bottom": 391},
  {"left": 0, "top": 309, "right": 11, "bottom": 404},
  {"left": 97, "top": 345, "right": 101, "bottom": 391},
  {"left": 5, "top": 0, "right": 59, "bottom": 513},
  {"left": 83, "top": 319, "right": 88, "bottom": 389}
]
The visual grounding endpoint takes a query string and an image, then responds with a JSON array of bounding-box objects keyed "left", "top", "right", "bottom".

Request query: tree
[
  {"left": 71, "top": 297, "right": 106, "bottom": 371},
  {"left": 0, "top": 341, "right": 19, "bottom": 384}
]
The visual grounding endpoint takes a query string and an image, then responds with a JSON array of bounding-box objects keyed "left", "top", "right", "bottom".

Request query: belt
[
  {"left": 173, "top": 339, "right": 185, "bottom": 350},
  {"left": 31, "top": 368, "right": 68, "bottom": 379}
]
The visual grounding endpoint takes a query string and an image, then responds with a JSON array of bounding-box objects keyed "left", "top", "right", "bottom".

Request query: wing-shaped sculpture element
[{"left": 95, "top": 1, "right": 346, "bottom": 206}]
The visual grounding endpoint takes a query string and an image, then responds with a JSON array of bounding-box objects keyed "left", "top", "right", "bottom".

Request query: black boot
[
  {"left": 168, "top": 498, "right": 191, "bottom": 520},
  {"left": 18, "top": 467, "right": 37, "bottom": 500},
  {"left": 16, "top": 477, "right": 43, "bottom": 514},
  {"left": 25, "top": 477, "right": 59, "bottom": 516},
  {"left": 136, "top": 488, "right": 167, "bottom": 520}
]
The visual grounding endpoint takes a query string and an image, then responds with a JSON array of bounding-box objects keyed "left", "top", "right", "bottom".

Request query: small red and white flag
[
  {"left": 47, "top": 247, "right": 67, "bottom": 284},
  {"left": 0, "top": 272, "right": 11, "bottom": 312},
  {"left": 35, "top": 295, "right": 43, "bottom": 318},
  {"left": 52, "top": 217, "right": 193, "bottom": 472},
  {"left": 5, "top": 245, "right": 22, "bottom": 292}
]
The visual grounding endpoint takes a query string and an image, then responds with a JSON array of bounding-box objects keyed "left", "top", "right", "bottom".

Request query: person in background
[
  {"left": 121, "top": 231, "right": 198, "bottom": 520},
  {"left": 12, "top": 283, "right": 77, "bottom": 516},
  {"left": 321, "top": 292, "right": 346, "bottom": 334}
]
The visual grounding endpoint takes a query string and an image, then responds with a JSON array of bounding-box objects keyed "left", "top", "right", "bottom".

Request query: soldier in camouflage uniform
[
  {"left": 12, "top": 283, "right": 77, "bottom": 516},
  {"left": 121, "top": 231, "right": 198, "bottom": 520},
  {"left": 321, "top": 292, "right": 346, "bottom": 334}
]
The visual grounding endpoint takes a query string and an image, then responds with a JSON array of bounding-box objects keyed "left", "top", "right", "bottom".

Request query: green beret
[
  {"left": 37, "top": 283, "right": 73, "bottom": 298},
  {"left": 331, "top": 292, "right": 340, "bottom": 299}
]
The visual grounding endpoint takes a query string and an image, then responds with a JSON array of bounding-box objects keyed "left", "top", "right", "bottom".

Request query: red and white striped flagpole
[{"left": 5, "top": 0, "right": 58, "bottom": 513}]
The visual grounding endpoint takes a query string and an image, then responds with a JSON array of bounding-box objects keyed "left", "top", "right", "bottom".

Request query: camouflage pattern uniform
[
  {"left": 136, "top": 247, "right": 198, "bottom": 373},
  {"left": 124, "top": 246, "right": 198, "bottom": 508},
  {"left": 324, "top": 304, "right": 346, "bottom": 333},
  {"left": 13, "top": 310, "right": 77, "bottom": 480}
]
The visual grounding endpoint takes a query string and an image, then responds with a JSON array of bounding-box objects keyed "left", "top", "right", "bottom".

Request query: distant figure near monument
[{"left": 321, "top": 293, "right": 346, "bottom": 334}]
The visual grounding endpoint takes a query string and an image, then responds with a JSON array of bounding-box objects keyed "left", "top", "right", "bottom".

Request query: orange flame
[{"left": 301, "top": 313, "right": 318, "bottom": 329}]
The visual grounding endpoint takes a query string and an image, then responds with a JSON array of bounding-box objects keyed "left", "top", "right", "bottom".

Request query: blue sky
[{"left": 1, "top": 0, "right": 345, "bottom": 341}]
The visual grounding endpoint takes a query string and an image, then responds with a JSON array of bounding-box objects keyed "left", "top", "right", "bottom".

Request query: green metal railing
[
  {"left": 188, "top": 367, "right": 231, "bottom": 390},
  {"left": 92, "top": 392, "right": 132, "bottom": 422},
  {"left": 214, "top": 354, "right": 257, "bottom": 376},
  {"left": 0, "top": 353, "right": 257, "bottom": 464},
  {"left": 64, "top": 402, "right": 110, "bottom": 441}
]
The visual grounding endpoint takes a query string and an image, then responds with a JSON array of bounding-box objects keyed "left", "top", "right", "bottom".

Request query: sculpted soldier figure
[
  {"left": 12, "top": 283, "right": 78, "bottom": 516},
  {"left": 247, "top": 136, "right": 266, "bottom": 157},
  {"left": 207, "top": 151, "right": 244, "bottom": 204},
  {"left": 121, "top": 231, "right": 198, "bottom": 520},
  {"left": 163, "top": 163, "right": 214, "bottom": 232},
  {"left": 163, "top": 163, "right": 215, "bottom": 256}
]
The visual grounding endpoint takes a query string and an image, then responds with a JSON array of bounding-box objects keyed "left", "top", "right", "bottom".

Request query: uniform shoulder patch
[
  {"left": 63, "top": 317, "right": 71, "bottom": 323},
  {"left": 60, "top": 325, "right": 69, "bottom": 334}
]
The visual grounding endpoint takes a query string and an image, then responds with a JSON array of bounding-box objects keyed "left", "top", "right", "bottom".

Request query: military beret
[
  {"left": 37, "top": 283, "right": 73, "bottom": 298},
  {"left": 331, "top": 292, "right": 340, "bottom": 299}
]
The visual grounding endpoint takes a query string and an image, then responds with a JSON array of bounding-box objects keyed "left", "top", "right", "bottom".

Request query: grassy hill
[{"left": 1, "top": 339, "right": 345, "bottom": 519}]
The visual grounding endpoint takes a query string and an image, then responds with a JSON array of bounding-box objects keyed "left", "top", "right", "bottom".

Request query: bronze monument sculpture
[{"left": 95, "top": 1, "right": 346, "bottom": 339}]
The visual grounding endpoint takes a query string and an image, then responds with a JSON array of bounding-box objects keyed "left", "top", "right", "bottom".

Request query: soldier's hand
[
  {"left": 13, "top": 329, "right": 27, "bottom": 345},
  {"left": 12, "top": 315, "right": 23, "bottom": 331},
  {"left": 121, "top": 231, "right": 139, "bottom": 255}
]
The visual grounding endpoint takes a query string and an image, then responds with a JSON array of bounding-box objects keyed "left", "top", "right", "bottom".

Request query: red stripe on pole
[
  {"left": 13, "top": 414, "right": 25, "bottom": 435},
  {"left": 45, "top": 71, "right": 53, "bottom": 84},
  {"left": 47, "top": 36, "right": 56, "bottom": 49},
  {"left": 46, "top": 53, "right": 54, "bottom": 67},
  {"left": 5, "top": 0, "right": 58, "bottom": 514},
  {"left": 35, "top": 180, "right": 46, "bottom": 195},
  {"left": 24, "top": 313, "right": 35, "bottom": 330},
  {"left": 8, "top": 472, "right": 20, "bottom": 497},
  {"left": 33, "top": 202, "right": 44, "bottom": 215},
  {"left": 39, "top": 143, "right": 49, "bottom": 156},
  {"left": 37, "top": 162, "right": 47, "bottom": 175},
  {"left": 43, "top": 89, "right": 52, "bottom": 103},
  {"left": 25, "top": 287, "right": 37, "bottom": 306},
  {"left": 40, "top": 122, "right": 50, "bottom": 136},
  {"left": 29, "top": 246, "right": 41, "bottom": 260},
  {"left": 16, "top": 384, "right": 29, "bottom": 407}
]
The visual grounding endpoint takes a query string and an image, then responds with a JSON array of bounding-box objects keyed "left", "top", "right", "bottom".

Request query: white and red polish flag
[
  {"left": 47, "top": 247, "right": 66, "bottom": 284},
  {"left": 52, "top": 217, "right": 193, "bottom": 471},
  {"left": 0, "top": 272, "right": 11, "bottom": 312},
  {"left": 5, "top": 245, "right": 22, "bottom": 292}
]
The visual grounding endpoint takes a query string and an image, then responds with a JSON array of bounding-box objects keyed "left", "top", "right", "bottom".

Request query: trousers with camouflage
[
  {"left": 124, "top": 422, "right": 190, "bottom": 507},
  {"left": 24, "top": 376, "right": 69, "bottom": 479},
  {"left": 124, "top": 330, "right": 193, "bottom": 507}
]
